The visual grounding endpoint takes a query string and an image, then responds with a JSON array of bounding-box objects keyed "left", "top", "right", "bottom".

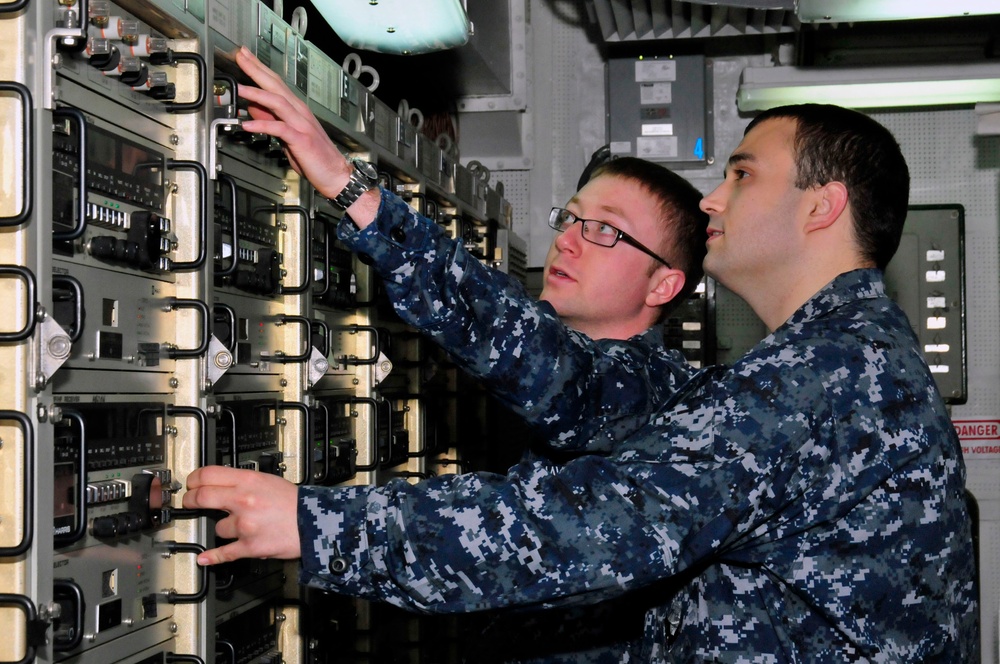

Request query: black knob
[
  {"left": 123, "top": 512, "right": 143, "bottom": 533},
  {"left": 89, "top": 46, "right": 121, "bottom": 72},
  {"left": 91, "top": 516, "right": 120, "bottom": 538}
]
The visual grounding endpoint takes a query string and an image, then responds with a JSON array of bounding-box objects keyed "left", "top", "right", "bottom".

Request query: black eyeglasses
[{"left": 548, "top": 207, "right": 672, "bottom": 269}]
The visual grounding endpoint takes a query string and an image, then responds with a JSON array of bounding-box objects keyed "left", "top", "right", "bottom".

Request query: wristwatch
[{"left": 329, "top": 157, "right": 379, "bottom": 210}]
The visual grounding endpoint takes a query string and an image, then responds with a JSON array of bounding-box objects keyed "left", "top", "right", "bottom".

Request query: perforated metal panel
[
  {"left": 873, "top": 109, "right": 1000, "bottom": 418},
  {"left": 521, "top": 0, "right": 610, "bottom": 266},
  {"left": 493, "top": 170, "right": 533, "bottom": 241},
  {"left": 874, "top": 107, "right": 1000, "bottom": 664}
]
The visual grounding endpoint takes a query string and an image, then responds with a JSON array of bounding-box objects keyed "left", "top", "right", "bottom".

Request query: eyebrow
[
  {"left": 724, "top": 151, "right": 756, "bottom": 177},
  {"left": 566, "top": 197, "right": 629, "bottom": 224}
]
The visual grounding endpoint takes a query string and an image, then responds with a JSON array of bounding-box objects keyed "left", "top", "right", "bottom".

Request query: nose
[
  {"left": 553, "top": 221, "right": 584, "bottom": 254},
  {"left": 700, "top": 183, "right": 726, "bottom": 215}
]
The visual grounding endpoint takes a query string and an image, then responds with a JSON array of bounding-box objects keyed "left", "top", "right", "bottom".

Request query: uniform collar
[{"left": 781, "top": 268, "right": 886, "bottom": 331}]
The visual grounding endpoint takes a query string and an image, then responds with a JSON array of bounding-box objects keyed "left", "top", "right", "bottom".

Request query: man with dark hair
[
  {"left": 186, "top": 49, "right": 979, "bottom": 661},
  {"left": 746, "top": 105, "right": 909, "bottom": 270}
]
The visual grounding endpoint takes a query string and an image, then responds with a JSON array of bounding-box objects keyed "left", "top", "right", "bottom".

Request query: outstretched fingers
[
  {"left": 232, "top": 46, "right": 348, "bottom": 198},
  {"left": 236, "top": 47, "right": 323, "bottom": 134}
]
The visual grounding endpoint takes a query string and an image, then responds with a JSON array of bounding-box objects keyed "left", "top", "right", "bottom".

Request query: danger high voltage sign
[{"left": 954, "top": 419, "right": 1000, "bottom": 457}]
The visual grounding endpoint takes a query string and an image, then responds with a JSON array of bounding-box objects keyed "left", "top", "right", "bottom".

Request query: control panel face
[
  {"left": 51, "top": 400, "right": 178, "bottom": 657},
  {"left": 5, "top": 1, "right": 516, "bottom": 662}
]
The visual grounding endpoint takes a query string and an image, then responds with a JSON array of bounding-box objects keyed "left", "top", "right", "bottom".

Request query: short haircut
[
  {"left": 588, "top": 157, "right": 709, "bottom": 311},
  {"left": 746, "top": 104, "right": 910, "bottom": 270}
]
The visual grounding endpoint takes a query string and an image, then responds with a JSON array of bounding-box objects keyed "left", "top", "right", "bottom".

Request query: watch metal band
[{"left": 330, "top": 158, "right": 378, "bottom": 210}]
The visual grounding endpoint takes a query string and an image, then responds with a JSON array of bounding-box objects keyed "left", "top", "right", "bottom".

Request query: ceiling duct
[{"left": 584, "top": 0, "right": 798, "bottom": 42}]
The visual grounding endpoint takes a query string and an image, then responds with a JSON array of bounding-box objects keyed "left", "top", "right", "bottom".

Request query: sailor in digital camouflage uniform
[
  {"left": 186, "top": 50, "right": 979, "bottom": 663},
  {"left": 298, "top": 266, "right": 977, "bottom": 662},
  {"left": 340, "top": 153, "right": 712, "bottom": 660},
  {"left": 301, "top": 109, "right": 977, "bottom": 660}
]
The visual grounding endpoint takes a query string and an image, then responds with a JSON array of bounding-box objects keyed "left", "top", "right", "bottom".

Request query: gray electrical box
[
  {"left": 884, "top": 205, "right": 966, "bottom": 404},
  {"left": 607, "top": 55, "right": 712, "bottom": 168}
]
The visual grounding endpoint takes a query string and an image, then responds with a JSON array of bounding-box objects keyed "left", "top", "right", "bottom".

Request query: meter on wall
[{"left": 607, "top": 55, "right": 713, "bottom": 168}]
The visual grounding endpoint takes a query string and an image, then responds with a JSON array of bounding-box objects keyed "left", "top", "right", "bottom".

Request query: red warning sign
[{"left": 954, "top": 419, "right": 1000, "bottom": 458}]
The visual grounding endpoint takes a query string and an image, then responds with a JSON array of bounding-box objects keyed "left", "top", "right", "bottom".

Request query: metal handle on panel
[
  {"left": 405, "top": 191, "right": 427, "bottom": 216},
  {"left": 314, "top": 212, "right": 335, "bottom": 299},
  {"left": 213, "top": 72, "right": 239, "bottom": 118},
  {"left": 310, "top": 402, "right": 330, "bottom": 484},
  {"left": 51, "top": 274, "right": 84, "bottom": 343},
  {"left": 54, "top": 410, "right": 86, "bottom": 548},
  {"left": 163, "top": 541, "right": 209, "bottom": 603},
  {"left": 166, "top": 160, "right": 208, "bottom": 271},
  {"left": 214, "top": 174, "right": 239, "bottom": 278},
  {"left": 266, "top": 315, "right": 311, "bottom": 363},
  {"left": 278, "top": 401, "right": 310, "bottom": 484},
  {"left": 212, "top": 564, "right": 235, "bottom": 594},
  {"left": 221, "top": 407, "right": 237, "bottom": 468},
  {"left": 340, "top": 397, "right": 378, "bottom": 472},
  {"left": 311, "top": 319, "right": 330, "bottom": 358},
  {"left": 51, "top": 107, "right": 87, "bottom": 241},
  {"left": 167, "top": 406, "right": 207, "bottom": 468},
  {"left": 164, "top": 52, "right": 207, "bottom": 113},
  {"left": 166, "top": 655, "right": 206, "bottom": 664},
  {"left": 377, "top": 398, "right": 393, "bottom": 467},
  {"left": 378, "top": 170, "right": 394, "bottom": 191},
  {"left": 0, "top": 0, "right": 30, "bottom": 14},
  {"left": 215, "top": 641, "right": 236, "bottom": 664},
  {"left": 212, "top": 303, "right": 236, "bottom": 353},
  {"left": 52, "top": 579, "right": 84, "bottom": 652},
  {"left": 337, "top": 324, "right": 379, "bottom": 365},
  {"left": 0, "top": 266, "right": 37, "bottom": 342},
  {"left": 0, "top": 82, "right": 32, "bottom": 227},
  {"left": 165, "top": 298, "right": 209, "bottom": 359},
  {"left": 277, "top": 205, "right": 311, "bottom": 294},
  {"left": 0, "top": 594, "right": 38, "bottom": 664},
  {"left": 0, "top": 411, "right": 34, "bottom": 557}
]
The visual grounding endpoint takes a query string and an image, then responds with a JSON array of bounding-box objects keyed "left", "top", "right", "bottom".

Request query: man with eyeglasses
[
  {"left": 539, "top": 169, "right": 698, "bottom": 343},
  {"left": 186, "top": 48, "right": 978, "bottom": 662}
]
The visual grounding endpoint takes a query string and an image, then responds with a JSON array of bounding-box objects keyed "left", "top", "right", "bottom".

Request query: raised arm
[
  {"left": 234, "top": 46, "right": 381, "bottom": 230},
  {"left": 234, "top": 47, "right": 697, "bottom": 451},
  {"left": 337, "top": 191, "right": 698, "bottom": 449}
]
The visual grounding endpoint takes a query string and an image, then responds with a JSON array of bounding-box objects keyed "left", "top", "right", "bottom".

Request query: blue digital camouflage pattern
[
  {"left": 297, "top": 189, "right": 979, "bottom": 662},
  {"left": 337, "top": 189, "right": 703, "bottom": 451}
]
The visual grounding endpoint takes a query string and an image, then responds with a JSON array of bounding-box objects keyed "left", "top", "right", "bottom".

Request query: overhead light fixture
[
  {"left": 736, "top": 63, "right": 1000, "bottom": 111},
  {"left": 797, "top": 0, "right": 1000, "bottom": 23},
  {"left": 312, "top": 0, "right": 472, "bottom": 55}
]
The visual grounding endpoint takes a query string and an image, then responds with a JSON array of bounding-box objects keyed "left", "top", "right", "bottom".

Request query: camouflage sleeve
[
  {"left": 336, "top": 188, "right": 697, "bottom": 451},
  {"left": 296, "top": 456, "right": 697, "bottom": 614},
  {"left": 296, "top": 273, "right": 980, "bottom": 659},
  {"left": 293, "top": 369, "right": 820, "bottom": 615}
]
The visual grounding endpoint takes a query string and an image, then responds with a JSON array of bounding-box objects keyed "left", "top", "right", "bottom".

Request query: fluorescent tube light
[
  {"left": 737, "top": 63, "right": 1000, "bottom": 111},
  {"left": 312, "top": 0, "right": 472, "bottom": 55},
  {"left": 797, "top": 0, "right": 1000, "bottom": 23}
]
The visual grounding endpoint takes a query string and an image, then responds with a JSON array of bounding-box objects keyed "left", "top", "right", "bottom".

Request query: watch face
[{"left": 353, "top": 158, "right": 379, "bottom": 182}]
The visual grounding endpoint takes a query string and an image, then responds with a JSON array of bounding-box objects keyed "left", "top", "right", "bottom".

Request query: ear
[
  {"left": 804, "top": 181, "right": 849, "bottom": 233},
  {"left": 645, "top": 268, "right": 686, "bottom": 309}
]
